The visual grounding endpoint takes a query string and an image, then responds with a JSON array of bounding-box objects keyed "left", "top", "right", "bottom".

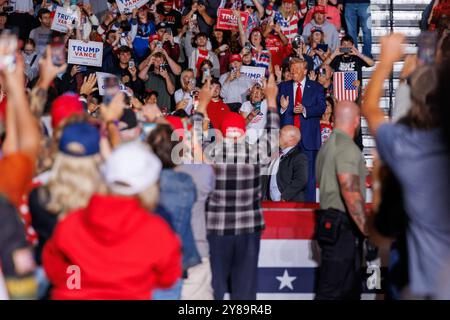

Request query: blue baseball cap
[{"left": 59, "top": 122, "right": 100, "bottom": 157}]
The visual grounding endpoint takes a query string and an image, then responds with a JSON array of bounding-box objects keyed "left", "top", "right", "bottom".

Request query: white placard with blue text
[
  {"left": 240, "top": 66, "right": 266, "bottom": 82},
  {"left": 68, "top": 40, "right": 103, "bottom": 67},
  {"left": 50, "top": 6, "right": 78, "bottom": 33},
  {"left": 116, "top": 0, "right": 148, "bottom": 13}
]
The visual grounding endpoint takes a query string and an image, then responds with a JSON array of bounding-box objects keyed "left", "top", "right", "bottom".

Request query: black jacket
[{"left": 263, "top": 148, "right": 309, "bottom": 202}]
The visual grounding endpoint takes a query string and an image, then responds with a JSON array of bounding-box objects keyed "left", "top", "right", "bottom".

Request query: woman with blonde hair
[
  {"left": 43, "top": 141, "right": 182, "bottom": 299},
  {"left": 268, "top": 0, "right": 308, "bottom": 42},
  {"left": 29, "top": 121, "right": 103, "bottom": 298}
]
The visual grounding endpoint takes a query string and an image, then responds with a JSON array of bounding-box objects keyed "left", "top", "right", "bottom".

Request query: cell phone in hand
[
  {"left": 78, "top": 65, "right": 87, "bottom": 73},
  {"left": 129, "top": 59, "right": 135, "bottom": 68},
  {"left": 340, "top": 47, "right": 352, "bottom": 54},
  {"left": 319, "top": 67, "right": 327, "bottom": 77},
  {"left": 418, "top": 31, "right": 437, "bottom": 65},
  {"left": 0, "top": 32, "right": 18, "bottom": 72},
  {"left": 50, "top": 43, "right": 66, "bottom": 66},
  {"left": 316, "top": 44, "right": 328, "bottom": 52},
  {"left": 103, "top": 76, "right": 120, "bottom": 106},
  {"left": 159, "top": 63, "right": 168, "bottom": 72}
]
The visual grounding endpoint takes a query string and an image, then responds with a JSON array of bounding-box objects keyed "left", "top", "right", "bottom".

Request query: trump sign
[
  {"left": 116, "top": 0, "right": 149, "bottom": 14},
  {"left": 51, "top": 6, "right": 78, "bottom": 33},
  {"left": 68, "top": 40, "right": 103, "bottom": 67},
  {"left": 216, "top": 9, "right": 249, "bottom": 32}
]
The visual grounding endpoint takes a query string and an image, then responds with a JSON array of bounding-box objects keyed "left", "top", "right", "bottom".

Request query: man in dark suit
[
  {"left": 263, "top": 125, "right": 309, "bottom": 202},
  {"left": 277, "top": 58, "right": 326, "bottom": 202}
]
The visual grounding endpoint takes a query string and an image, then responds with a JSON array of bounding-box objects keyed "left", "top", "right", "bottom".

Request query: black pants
[
  {"left": 208, "top": 232, "right": 261, "bottom": 300},
  {"left": 315, "top": 213, "right": 363, "bottom": 300}
]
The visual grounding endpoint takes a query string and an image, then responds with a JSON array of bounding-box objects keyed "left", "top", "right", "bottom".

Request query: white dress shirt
[
  {"left": 269, "top": 146, "right": 295, "bottom": 201},
  {"left": 280, "top": 78, "right": 307, "bottom": 118}
]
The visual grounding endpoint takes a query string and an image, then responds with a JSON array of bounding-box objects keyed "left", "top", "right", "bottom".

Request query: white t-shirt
[
  {"left": 174, "top": 89, "right": 194, "bottom": 115},
  {"left": 240, "top": 99, "right": 268, "bottom": 144}
]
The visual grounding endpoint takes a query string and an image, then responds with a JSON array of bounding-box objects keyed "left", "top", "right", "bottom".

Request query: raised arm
[{"left": 362, "top": 34, "right": 405, "bottom": 136}]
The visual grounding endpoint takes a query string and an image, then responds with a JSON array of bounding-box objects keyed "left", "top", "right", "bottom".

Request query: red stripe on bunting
[{"left": 261, "top": 202, "right": 373, "bottom": 240}]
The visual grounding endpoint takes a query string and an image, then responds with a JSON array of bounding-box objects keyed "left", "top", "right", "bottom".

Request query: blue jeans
[
  {"left": 345, "top": 3, "right": 373, "bottom": 59},
  {"left": 152, "top": 279, "right": 183, "bottom": 300}
]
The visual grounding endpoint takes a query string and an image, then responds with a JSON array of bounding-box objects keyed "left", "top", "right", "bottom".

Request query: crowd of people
[{"left": 0, "top": 0, "right": 449, "bottom": 301}]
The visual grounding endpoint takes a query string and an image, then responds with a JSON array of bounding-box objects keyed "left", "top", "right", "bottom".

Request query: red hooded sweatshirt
[{"left": 42, "top": 194, "right": 182, "bottom": 300}]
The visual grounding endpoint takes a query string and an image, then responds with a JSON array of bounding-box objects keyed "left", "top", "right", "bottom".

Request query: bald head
[
  {"left": 334, "top": 101, "right": 361, "bottom": 137},
  {"left": 280, "top": 125, "right": 301, "bottom": 149}
]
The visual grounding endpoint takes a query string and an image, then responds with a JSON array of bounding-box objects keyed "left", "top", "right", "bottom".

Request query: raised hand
[
  {"left": 80, "top": 73, "right": 98, "bottom": 96},
  {"left": 379, "top": 33, "right": 405, "bottom": 64},
  {"left": 280, "top": 95, "right": 289, "bottom": 111}
]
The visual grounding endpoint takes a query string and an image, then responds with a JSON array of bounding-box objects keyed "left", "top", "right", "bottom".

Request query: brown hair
[{"left": 147, "top": 124, "right": 177, "bottom": 169}]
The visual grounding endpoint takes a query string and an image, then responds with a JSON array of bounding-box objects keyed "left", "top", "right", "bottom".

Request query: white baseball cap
[{"left": 103, "top": 141, "right": 162, "bottom": 196}]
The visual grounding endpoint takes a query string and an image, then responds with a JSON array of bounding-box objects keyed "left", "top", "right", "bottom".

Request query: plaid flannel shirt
[{"left": 199, "top": 108, "right": 280, "bottom": 236}]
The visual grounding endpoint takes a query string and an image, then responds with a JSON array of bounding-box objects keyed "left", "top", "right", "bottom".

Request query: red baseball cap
[
  {"left": 229, "top": 54, "right": 242, "bottom": 63},
  {"left": 51, "top": 93, "right": 84, "bottom": 129},
  {"left": 163, "top": 0, "right": 174, "bottom": 5},
  {"left": 314, "top": 5, "right": 326, "bottom": 14},
  {"left": 165, "top": 115, "right": 191, "bottom": 139},
  {"left": 149, "top": 34, "right": 161, "bottom": 43},
  {"left": 220, "top": 113, "right": 246, "bottom": 138},
  {"left": 282, "top": 0, "right": 295, "bottom": 3}
]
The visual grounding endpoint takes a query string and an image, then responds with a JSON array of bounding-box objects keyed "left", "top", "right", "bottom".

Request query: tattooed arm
[{"left": 337, "top": 173, "right": 368, "bottom": 236}]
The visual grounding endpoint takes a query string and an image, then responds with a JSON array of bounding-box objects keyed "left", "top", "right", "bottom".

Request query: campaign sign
[
  {"left": 51, "top": 6, "right": 78, "bottom": 33},
  {"left": 68, "top": 40, "right": 103, "bottom": 67},
  {"left": 240, "top": 66, "right": 266, "bottom": 82},
  {"left": 116, "top": 0, "right": 148, "bottom": 14},
  {"left": 216, "top": 9, "right": 249, "bottom": 31},
  {"left": 96, "top": 72, "right": 128, "bottom": 96}
]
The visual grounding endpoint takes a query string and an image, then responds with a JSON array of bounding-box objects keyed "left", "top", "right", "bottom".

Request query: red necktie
[{"left": 294, "top": 83, "right": 302, "bottom": 129}]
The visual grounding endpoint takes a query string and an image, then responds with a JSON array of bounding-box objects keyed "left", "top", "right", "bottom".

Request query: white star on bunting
[{"left": 276, "top": 269, "right": 297, "bottom": 290}]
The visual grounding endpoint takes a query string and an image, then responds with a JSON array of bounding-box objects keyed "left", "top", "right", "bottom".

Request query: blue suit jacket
[{"left": 277, "top": 79, "right": 326, "bottom": 151}]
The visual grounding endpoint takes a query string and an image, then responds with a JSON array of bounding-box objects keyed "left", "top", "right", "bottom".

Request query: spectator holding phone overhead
[
  {"left": 324, "top": 35, "right": 375, "bottom": 89},
  {"left": 219, "top": 54, "right": 253, "bottom": 112},
  {"left": 139, "top": 51, "right": 176, "bottom": 112},
  {"left": 305, "top": 27, "right": 331, "bottom": 71}
]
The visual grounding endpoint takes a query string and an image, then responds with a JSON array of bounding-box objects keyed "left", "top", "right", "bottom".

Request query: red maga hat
[{"left": 229, "top": 54, "right": 242, "bottom": 63}]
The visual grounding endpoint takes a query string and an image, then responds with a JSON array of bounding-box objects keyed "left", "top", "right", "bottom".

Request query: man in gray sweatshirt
[{"left": 302, "top": 6, "right": 340, "bottom": 52}]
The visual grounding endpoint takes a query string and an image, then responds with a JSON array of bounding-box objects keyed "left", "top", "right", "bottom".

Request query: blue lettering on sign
[{"left": 73, "top": 46, "right": 101, "bottom": 53}]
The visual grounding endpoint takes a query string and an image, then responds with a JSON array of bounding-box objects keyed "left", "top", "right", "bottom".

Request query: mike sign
[
  {"left": 68, "top": 40, "right": 103, "bottom": 67},
  {"left": 116, "top": 0, "right": 149, "bottom": 13},
  {"left": 216, "top": 8, "right": 249, "bottom": 31},
  {"left": 51, "top": 6, "right": 78, "bottom": 33}
]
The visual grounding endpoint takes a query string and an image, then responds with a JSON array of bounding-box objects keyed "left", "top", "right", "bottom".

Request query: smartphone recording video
[
  {"left": 103, "top": 76, "right": 120, "bottom": 106},
  {"left": 418, "top": 31, "right": 438, "bottom": 65},
  {"left": 0, "top": 31, "right": 18, "bottom": 72},
  {"left": 50, "top": 42, "right": 66, "bottom": 66}
]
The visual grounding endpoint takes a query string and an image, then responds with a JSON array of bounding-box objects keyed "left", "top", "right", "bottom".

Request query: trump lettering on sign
[
  {"left": 68, "top": 40, "right": 104, "bottom": 67},
  {"left": 116, "top": 0, "right": 149, "bottom": 13},
  {"left": 51, "top": 6, "right": 78, "bottom": 33},
  {"left": 216, "top": 9, "right": 249, "bottom": 31}
]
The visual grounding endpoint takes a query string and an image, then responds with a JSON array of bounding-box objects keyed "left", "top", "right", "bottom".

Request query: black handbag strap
[{"left": 30, "top": 54, "right": 38, "bottom": 67}]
